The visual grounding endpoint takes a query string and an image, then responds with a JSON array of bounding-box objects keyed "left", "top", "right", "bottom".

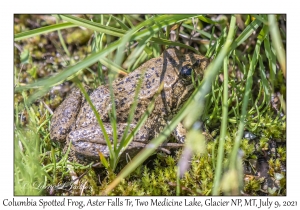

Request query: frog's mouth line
[{"left": 71, "top": 140, "right": 111, "bottom": 158}]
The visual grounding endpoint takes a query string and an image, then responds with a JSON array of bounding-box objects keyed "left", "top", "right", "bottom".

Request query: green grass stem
[
  {"left": 268, "top": 15, "right": 286, "bottom": 78},
  {"left": 212, "top": 56, "right": 229, "bottom": 195}
]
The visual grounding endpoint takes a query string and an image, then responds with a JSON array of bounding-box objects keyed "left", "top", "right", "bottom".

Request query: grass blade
[
  {"left": 14, "top": 22, "right": 76, "bottom": 41},
  {"left": 212, "top": 56, "right": 229, "bottom": 195},
  {"left": 229, "top": 24, "right": 269, "bottom": 170},
  {"left": 15, "top": 39, "right": 121, "bottom": 92},
  {"left": 56, "top": 15, "right": 126, "bottom": 37},
  {"left": 230, "top": 18, "right": 262, "bottom": 51},
  {"left": 268, "top": 15, "right": 286, "bottom": 78}
]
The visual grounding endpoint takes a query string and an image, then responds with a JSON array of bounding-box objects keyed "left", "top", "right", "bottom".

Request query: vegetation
[{"left": 14, "top": 14, "right": 286, "bottom": 195}]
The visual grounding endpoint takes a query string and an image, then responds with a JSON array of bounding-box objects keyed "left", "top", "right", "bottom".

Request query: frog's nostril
[
  {"left": 180, "top": 65, "right": 193, "bottom": 76},
  {"left": 193, "top": 59, "right": 201, "bottom": 67}
]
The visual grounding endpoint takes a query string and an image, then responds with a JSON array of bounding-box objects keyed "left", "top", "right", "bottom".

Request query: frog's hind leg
[
  {"left": 68, "top": 123, "right": 149, "bottom": 163},
  {"left": 50, "top": 88, "right": 84, "bottom": 142}
]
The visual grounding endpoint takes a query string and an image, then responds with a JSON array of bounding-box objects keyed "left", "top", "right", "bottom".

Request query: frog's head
[
  {"left": 162, "top": 48, "right": 209, "bottom": 110},
  {"left": 180, "top": 52, "right": 208, "bottom": 85},
  {"left": 163, "top": 47, "right": 209, "bottom": 85}
]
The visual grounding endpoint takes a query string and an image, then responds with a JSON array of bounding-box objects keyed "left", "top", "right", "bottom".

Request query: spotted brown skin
[{"left": 50, "top": 48, "right": 208, "bottom": 164}]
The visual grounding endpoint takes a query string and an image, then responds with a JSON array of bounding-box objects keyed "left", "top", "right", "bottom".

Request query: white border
[{"left": 2, "top": 1, "right": 299, "bottom": 209}]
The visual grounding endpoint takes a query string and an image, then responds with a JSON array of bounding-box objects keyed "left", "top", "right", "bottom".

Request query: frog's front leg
[
  {"left": 172, "top": 122, "right": 187, "bottom": 143},
  {"left": 68, "top": 123, "right": 149, "bottom": 162}
]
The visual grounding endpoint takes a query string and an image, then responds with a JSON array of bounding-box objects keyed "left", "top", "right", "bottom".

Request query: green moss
[
  {"left": 244, "top": 177, "right": 264, "bottom": 195},
  {"left": 91, "top": 131, "right": 256, "bottom": 195}
]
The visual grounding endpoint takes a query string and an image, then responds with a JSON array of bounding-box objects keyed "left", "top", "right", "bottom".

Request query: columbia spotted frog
[{"left": 50, "top": 48, "right": 208, "bottom": 164}]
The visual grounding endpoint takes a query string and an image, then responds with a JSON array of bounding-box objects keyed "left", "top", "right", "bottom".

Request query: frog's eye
[{"left": 180, "top": 65, "right": 193, "bottom": 77}]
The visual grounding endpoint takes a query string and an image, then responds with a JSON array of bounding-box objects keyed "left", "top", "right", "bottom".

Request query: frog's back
[{"left": 112, "top": 50, "right": 182, "bottom": 123}]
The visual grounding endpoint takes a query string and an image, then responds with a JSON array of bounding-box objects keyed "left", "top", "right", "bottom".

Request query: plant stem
[{"left": 212, "top": 56, "right": 229, "bottom": 195}]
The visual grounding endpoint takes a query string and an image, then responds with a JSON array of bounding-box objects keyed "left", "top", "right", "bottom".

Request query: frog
[{"left": 50, "top": 48, "right": 208, "bottom": 165}]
